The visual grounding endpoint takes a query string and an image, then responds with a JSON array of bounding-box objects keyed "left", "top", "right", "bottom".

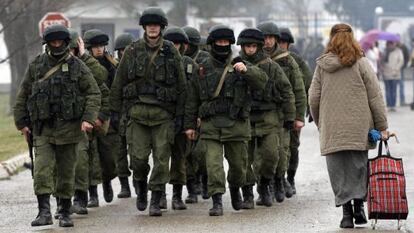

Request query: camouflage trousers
[
  {"left": 74, "top": 134, "right": 101, "bottom": 192},
  {"left": 275, "top": 128, "right": 290, "bottom": 177},
  {"left": 246, "top": 132, "right": 280, "bottom": 185},
  {"left": 34, "top": 136, "right": 78, "bottom": 199},
  {"left": 117, "top": 135, "right": 131, "bottom": 178},
  {"left": 127, "top": 120, "right": 173, "bottom": 191},
  {"left": 204, "top": 139, "right": 248, "bottom": 196},
  {"left": 288, "top": 129, "right": 301, "bottom": 173},
  {"left": 169, "top": 133, "right": 188, "bottom": 185},
  {"left": 94, "top": 132, "right": 119, "bottom": 182}
]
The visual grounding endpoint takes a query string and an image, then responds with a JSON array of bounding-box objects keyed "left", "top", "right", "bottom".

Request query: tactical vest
[
  {"left": 182, "top": 56, "right": 196, "bottom": 82},
  {"left": 122, "top": 40, "right": 179, "bottom": 114},
  {"left": 27, "top": 55, "right": 85, "bottom": 122},
  {"left": 197, "top": 57, "right": 250, "bottom": 120},
  {"left": 250, "top": 58, "right": 280, "bottom": 112}
]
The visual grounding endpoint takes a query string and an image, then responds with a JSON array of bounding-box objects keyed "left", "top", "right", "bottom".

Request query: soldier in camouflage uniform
[
  {"left": 237, "top": 28, "right": 295, "bottom": 209},
  {"left": 184, "top": 25, "right": 268, "bottom": 216},
  {"left": 279, "top": 27, "right": 313, "bottom": 195},
  {"left": 83, "top": 29, "right": 119, "bottom": 207},
  {"left": 182, "top": 26, "right": 210, "bottom": 202},
  {"left": 163, "top": 26, "right": 199, "bottom": 210},
  {"left": 257, "top": 21, "right": 306, "bottom": 202},
  {"left": 110, "top": 7, "right": 186, "bottom": 216},
  {"left": 13, "top": 24, "right": 101, "bottom": 227},
  {"left": 66, "top": 29, "right": 110, "bottom": 216},
  {"left": 114, "top": 33, "right": 135, "bottom": 199}
]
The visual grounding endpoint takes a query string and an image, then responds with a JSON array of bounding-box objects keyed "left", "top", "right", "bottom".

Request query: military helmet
[
  {"left": 163, "top": 27, "right": 189, "bottom": 44},
  {"left": 182, "top": 26, "right": 201, "bottom": 45},
  {"left": 257, "top": 21, "right": 280, "bottom": 38},
  {"left": 207, "top": 25, "right": 235, "bottom": 45},
  {"left": 237, "top": 28, "right": 264, "bottom": 45},
  {"left": 68, "top": 29, "right": 79, "bottom": 49},
  {"left": 43, "top": 24, "right": 70, "bottom": 44},
  {"left": 139, "top": 7, "right": 168, "bottom": 27},
  {"left": 114, "top": 33, "right": 134, "bottom": 50},
  {"left": 83, "top": 29, "right": 109, "bottom": 49},
  {"left": 279, "top": 27, "right": 294, "bottom": 43}
]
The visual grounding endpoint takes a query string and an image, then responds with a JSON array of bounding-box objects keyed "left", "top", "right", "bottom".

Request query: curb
[{"left": 0, "top": 152, "right": 30, "bottom": 179}]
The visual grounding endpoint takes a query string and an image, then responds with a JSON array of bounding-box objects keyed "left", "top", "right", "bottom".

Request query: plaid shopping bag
[{"left": 368, "top": 140, "right": 408, "bottom": 220}]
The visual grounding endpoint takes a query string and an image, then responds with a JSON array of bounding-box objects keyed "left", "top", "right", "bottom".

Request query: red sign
[{"left": 38, "top": 12, "right": 71, "bottom": 37}]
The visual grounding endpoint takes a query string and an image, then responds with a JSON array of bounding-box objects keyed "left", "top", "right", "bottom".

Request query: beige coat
[
  {"left": 309, "top": 53, "right": 388, "bottom": 155},
  {"left": 382, "top": 47, "right": 404, "bottom": 79}
]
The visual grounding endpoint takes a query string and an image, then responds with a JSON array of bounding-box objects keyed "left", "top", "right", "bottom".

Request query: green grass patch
[{"left": 0, "top": 94, "right": 27, "bottom": 162}]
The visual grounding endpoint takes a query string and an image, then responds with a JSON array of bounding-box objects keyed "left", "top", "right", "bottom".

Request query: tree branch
[
  {"left": 0, "top": 0, "right": 33, "bottom": 35},
  {"left": 0, "top": 37, "right": 41, "bottom": 64}
]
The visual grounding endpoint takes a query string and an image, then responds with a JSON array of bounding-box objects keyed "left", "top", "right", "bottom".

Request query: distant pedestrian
[
  {"left": 397, "top": 41, "right": 409, "bottom": 106},
  {"left": 309, "top": 23, "right": 389, "bottom": 229},
  {"left": 382, "top": 40, "right": 404, "bottom": 111}
]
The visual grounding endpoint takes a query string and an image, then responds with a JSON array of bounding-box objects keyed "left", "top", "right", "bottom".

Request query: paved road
[{"left": 1, "top": 107, "right": 414, "bottom": 233}]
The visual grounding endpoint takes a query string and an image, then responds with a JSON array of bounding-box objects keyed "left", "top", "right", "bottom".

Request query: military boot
[
  {"left": 340, "top": 201, "right": 354, "bottom": 228},
  {"left": 185, "top": 179, "right": 198, "bottom": 204},
  {"left": 58, "top": 199, "right": 74, "bottom": 227},
  {"left": 71, "top": 190, "right": 88, "bottom": 215},
  {"left": 201, "top": 174, "right": 209, "bottom": 199},
  {"left": 274, "top": 176, "right": 285, "bottom": 203},
  {"left": 117, "top": 177, "right": 131, "bottom": 198},
  {"left": 102, "top": 180, "right": 114, "bottom": 203},
  {"left": 87, "top": 185, "right": 99, "bottom": 208},
  {"left": 257, "top": 177, "right": 272, "bottom": 207},
  {"left": 209, "top": 193, "right": 223, "bottom": 216},
  {"left": 54, "top": 197, "right": 61, "bottom": 219},
  {"left": 149, "top": 191, "right": 163, "bottom": 216},
  {"left": 287, "top": 169, "right": 296, "bottom": 195},
  {"left": 229, "top": 187, "right": 242, "bottom": 211},
  {"left": 31, "top": 194, "right": 53, "bottom": 227},
  {"left": 172, "top": 184, "right": 187, "bottom": 210},
  {"left": 241, "top": 185, "right": 254, "bottom": 209},
  {"left": 135, "top": 180, "right": 148, "bottom": 211},
  {"left": 159, "top": 192, "right": 167, "bottom": 209},
  {"left": 283, "top": 177, "right": 293, "bottom": 198},
  {"left": 353, "top": 199, "right": 368, "bottom": 225}
]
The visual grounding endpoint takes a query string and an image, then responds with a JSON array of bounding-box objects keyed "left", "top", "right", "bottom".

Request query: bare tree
[{"left": 0, "top": 0, "right": 76, "bottom": 111}]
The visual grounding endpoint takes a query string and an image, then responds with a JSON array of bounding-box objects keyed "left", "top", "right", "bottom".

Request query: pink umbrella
[{"left": 360, "top": 30, "right": 400, "bottom": 48}]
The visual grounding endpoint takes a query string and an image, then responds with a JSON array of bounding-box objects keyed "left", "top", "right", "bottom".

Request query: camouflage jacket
[
  {"left": 14, "top": 52, "right": 101, "bottom": 144},
  {"left": 110, "top": 38, "right": 186, "bottom": 127},
  {"left": 268, "top": 47, "right": 307, "bottom": 122}
]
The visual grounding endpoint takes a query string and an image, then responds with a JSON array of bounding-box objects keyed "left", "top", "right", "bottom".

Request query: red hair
[{"left": 325, "top": 23, "right": 363, "bottom": 66}]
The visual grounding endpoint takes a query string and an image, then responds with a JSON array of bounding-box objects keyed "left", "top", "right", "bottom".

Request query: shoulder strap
[
  {"left": 143, "top": 39, "right": 164, "bottom": 80},
  {"left": 272, "top": 51, "right": 290, "bottom": 61},
  {"left": 255, "top": 57, "right": 272, "bottom": 66},
  {"left": 39, "top": 54, "right": 71, "bottom": 82},
  {"left": 212, "top": 63, "right": 231, "bottom": 98},
  {"left": 193, "top": 50, "right": 200, "bottom": 62}
]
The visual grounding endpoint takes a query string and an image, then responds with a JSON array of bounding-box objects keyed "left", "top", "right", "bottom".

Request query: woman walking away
[{"left": 309, "top": 23, "right": 390, "bottom": 229}]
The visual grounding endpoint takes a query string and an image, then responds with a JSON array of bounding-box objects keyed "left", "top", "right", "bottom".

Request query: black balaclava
[
  {"left": 47, "top": 42, "right": 69, "bottom": 59},
  {"left": 185, "top": 43, "right": 198, "bottom": 57},
  {"left": 211, "top": 43, "right": 231, "bottom": 63}
]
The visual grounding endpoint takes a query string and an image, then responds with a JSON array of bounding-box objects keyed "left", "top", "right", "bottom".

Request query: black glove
[
  {"left": 175, "top": 116, "right": 184, "bottom": 135},
  {"left": 283, "top": 121, "right": 294, "bottom": 130},
  {"left": 306, "top": 108, "right": 314, "bottom": 123},
  {"left": 231, "top": 56, "right": 245, "bottom": 65},
  {"left": 110, "top": 112, "right": 120, "bottom": 132}
]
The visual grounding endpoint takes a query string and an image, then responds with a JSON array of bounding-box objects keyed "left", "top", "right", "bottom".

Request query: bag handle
[{"left": 378, "top": 140, "right": 391, "bottom": 157}]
